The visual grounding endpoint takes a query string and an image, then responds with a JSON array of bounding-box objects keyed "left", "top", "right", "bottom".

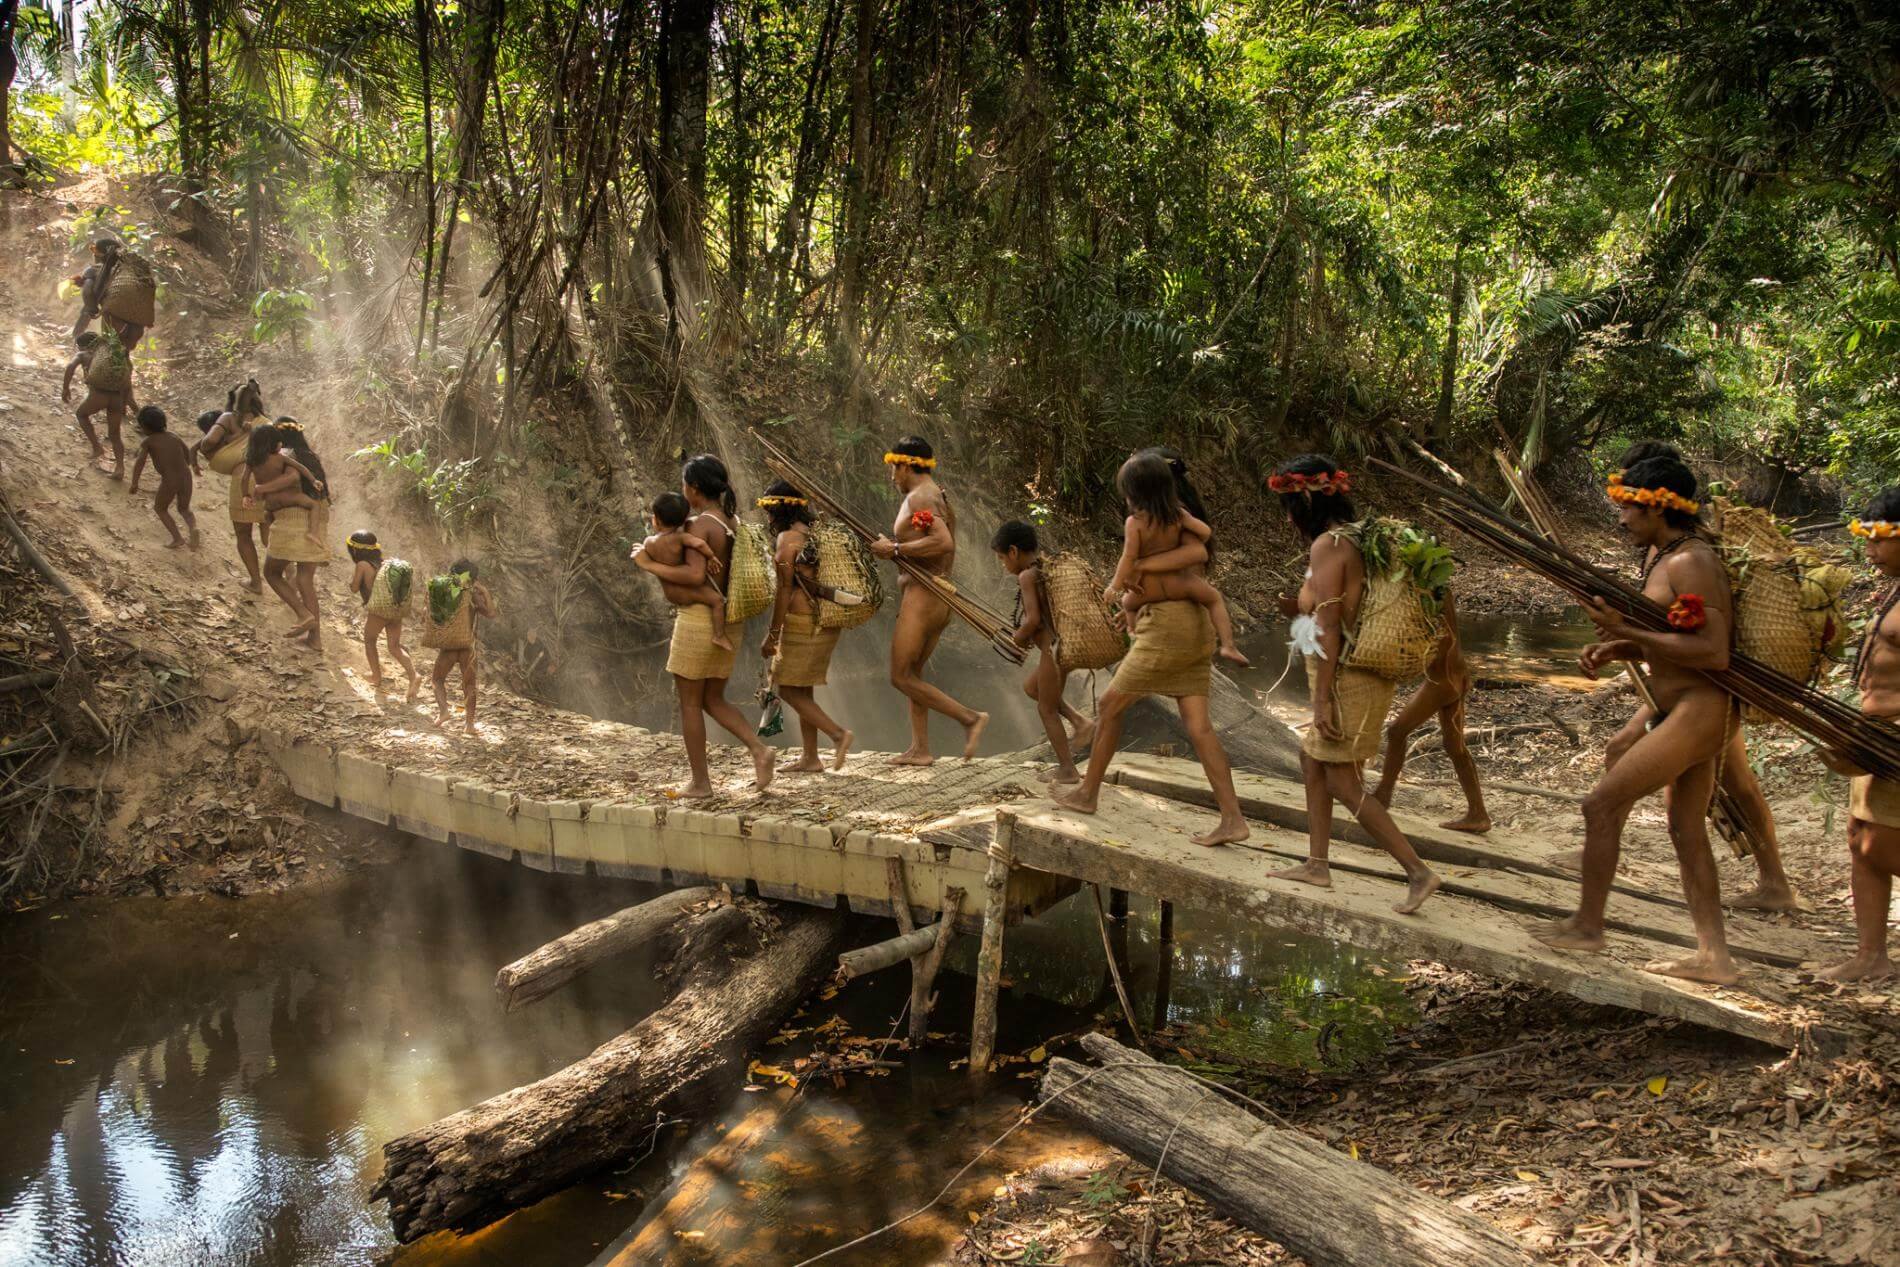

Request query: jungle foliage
[{"left": 6, "top": 1, "right": 1899, "bottom": 502}]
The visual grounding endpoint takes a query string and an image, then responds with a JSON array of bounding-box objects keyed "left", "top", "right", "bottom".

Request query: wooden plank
[
  {"left": 1113, "top": 753, "right": 1693, "bottom": 906},
  {"left": 1000, "top": 792, "right": 1833, "bottom": 1050}
]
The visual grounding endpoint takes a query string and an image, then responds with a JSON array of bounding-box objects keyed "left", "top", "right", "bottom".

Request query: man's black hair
[
  {"left": 991, "top": 519, "right": 1039, "bottom": 554},
  {"left": 1619, "top": 439, "right": 1682, "bottom": 471},
  {"left": 1620, "top": 455, "right": 1701, "bottom": 530}
]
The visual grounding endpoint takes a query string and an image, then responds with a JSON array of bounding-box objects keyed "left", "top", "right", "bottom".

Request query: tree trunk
[
  {"left": 1428, "top": 244, "right": 1465, "bottom": 449},
  {"left": 723, "top": 6, "right": 751, "bottom": 306},
  {"left": 0, "top": 0, "right": 18, "bottom": 170},
  {"left": 413, "top": 0, "right": 436, "bottom": 360},
  {"left": 493, "top": 886, "right": 724, "bottom": 1012},
  {"left": 653, "top": 0, "right": 715, "bottom": 341},
  {"left": 428, "top": 0, "right": 503, "bottom": 350},
  {"left": 1041, "top": 1034, "right": 1533, "bottom": 1267},
  {"left": 373, "top": 905, "right": 846, "bottom": 1242},
  {"left": 835, "top": 0, "right": 876, "bottom": 415}
]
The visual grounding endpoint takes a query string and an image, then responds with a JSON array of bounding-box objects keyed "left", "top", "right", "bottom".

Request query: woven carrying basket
[
  {"left": 723, "top": 520, "right": 776, "bottom": 624},
  {"left": 84, "top": 331, "right": 131, "bottom": 393},
  {"left": 421, "top": 595, "right": 475, "bottom": 651},
  {"left": 813, "top": 519, "right": 882, "bottom": 630},
  {"left": 1341, "top": 572, "right": 1441, "bottom": 681},
  {"left": 102, "top": 253, "right": 157, "bottom": 328},
  {"left": 1043, "top": 553, "right": 1126, "bottom": 672},
  {"left": 1733, "top": 560, "right": 1817, "bottom": 723}
]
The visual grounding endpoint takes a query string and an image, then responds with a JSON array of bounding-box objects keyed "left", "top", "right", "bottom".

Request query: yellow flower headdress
[
  {"left": 1849, "top": 519, "right": 1899, "bottom": 540},
  {"left": 345, "top": 532, "right": 381, "bottom": 554},
  {"left": 756, "top": 494, "right": 808, "bottom": 508},
  {"left": 883, "top": 451, "right": 936, "bottom": 471},
  {"left": 1606, "top": 472, "right": 1699, "bottom": 516}
]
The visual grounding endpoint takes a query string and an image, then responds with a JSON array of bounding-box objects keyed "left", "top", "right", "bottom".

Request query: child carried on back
[
  {"left": 1105, "top": 450, "right": 1249, "bottom": 667},
  {"left": 632, "top": 492, "right": 731, "bottom": 651},
  {"left": 243, "top": 417, "right": 329, "bottom": 550}
]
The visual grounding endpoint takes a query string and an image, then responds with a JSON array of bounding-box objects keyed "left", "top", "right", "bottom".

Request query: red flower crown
[{"left": 1269, "top": 470, "right": 1352, "bottom": 496}]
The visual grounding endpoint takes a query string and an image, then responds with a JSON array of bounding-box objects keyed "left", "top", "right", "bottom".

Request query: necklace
[{"left": 1640, "top": 532, "right": 1696, "bottom": 582}]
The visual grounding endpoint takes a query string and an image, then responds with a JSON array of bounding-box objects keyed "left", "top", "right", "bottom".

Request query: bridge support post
[
  {"left": 1108, "top": 887, "right": 1129, "bottom": 920},
  {"left": 969, "top": 818, "right": 1015, "bottom": 1073},
  {"left": 909, "top": 885, "right": 964, "bottom": 1047}
]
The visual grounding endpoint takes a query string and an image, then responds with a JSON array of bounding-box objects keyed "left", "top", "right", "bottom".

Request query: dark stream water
[{"left": 0, "top": 609, "right": 1591, "bottom": 1266}]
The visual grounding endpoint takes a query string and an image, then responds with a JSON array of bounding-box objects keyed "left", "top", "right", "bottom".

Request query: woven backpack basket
[
  {"left": 723, "top": 520, "right": 777, "bottom": 624},
  {"left": 420, "top": 584, "right": 475, "bottom": 651},
  {"left": 1341, "top": 572, "right": 1441, "bottom": 681},
  {"left": 1710, "top": 498, "right": 1831, "bottom": 721},
  {"left": 813, "top": 519, "right": 882, "bottom": 630},
  {"left": 84, "top": 330, "right": 131, "bottom": 393},
  {"left": 102, "top": 252, "right": 157, "bottom": 328},
  {"left": 1043, "top": 553, "right": 1126, "bottom": 672}
]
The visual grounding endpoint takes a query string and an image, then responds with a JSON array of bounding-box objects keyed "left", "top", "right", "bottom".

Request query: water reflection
[{"left": 0, "top": 854, "right": 1402, "bottom": 1265}]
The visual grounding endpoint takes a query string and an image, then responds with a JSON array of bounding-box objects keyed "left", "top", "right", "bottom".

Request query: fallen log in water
[
  {"left": 1039, "top": 1033, "right": 1533, "bottom": 1267},
  {"left": 494, "top": 885, "right": 723, "bottom": 1012},
  {"left": 373, "top": 903, "right": 847, "bottom": 1242}
]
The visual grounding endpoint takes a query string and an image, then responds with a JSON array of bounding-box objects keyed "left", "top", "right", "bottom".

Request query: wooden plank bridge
[{"left": 262, "top": 715, "right": 1852, "bottom": 1058}]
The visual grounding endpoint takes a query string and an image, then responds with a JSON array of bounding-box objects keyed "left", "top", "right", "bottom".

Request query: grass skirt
[
  {"left": 1850, "top": 775, "right": 1900, "bottom": 830},
  {"left": 775, "top": 609, "right": 839, "bottom": 688},
  {"left": 1301, "top": 659, "right": 1395, "bottom": 764},
  {"left": 263, "top": 505, "right": 329, "bottom": 564},
  {"left": 667, "top": 603, "right": 736, "bottom": 682},
  {"left": 1111, "top": 600, "right": 1213, "bottom": 698},
  {"left": 228, "top": 464, "right": 266, "bottom": 526}
]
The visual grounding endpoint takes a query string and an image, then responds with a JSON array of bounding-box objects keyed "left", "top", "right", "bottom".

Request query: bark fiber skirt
[
  {"left": 228, "top": 466, "right": 266, "bottom": 526},
  {"left": 667, "top": 603, "right": 737, "bottom": 681},
  {"left": 1111, "top": 601, "right": 1214, "bottom": 698},
  {"left": 1850, "top": 775, "right": 1900, "bottom": 829},
  {"left": 1301, "top": 659, "right": 1395, "bottom": 764},
  {"left": 263, "top": 506, "right": 330, "bottom": 564},
  {"left": 775, "top": 609, "right": 839, "bottom": 688}
]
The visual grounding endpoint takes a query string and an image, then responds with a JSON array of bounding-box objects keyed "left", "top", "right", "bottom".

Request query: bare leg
[
  {"left": 672, "top": 677, "right": 714, "bottom": 797},
  {"left": 1050, "top": 689, "right": 1135, "bottom": 814},
  {"left": 104, "top": 404, "right": 125, "bottom": 479},
  {"left": 1645, "top": 757, "right": 1740, "bottom": 984},
  {"left": 1536, "top": 696, "right": 1725, "bottom": 952},
  {"left": 887, "top": 586, "right": 983, "bottom": 764},
  {"left": 460, "top": 653, "right": 479, "bottom": 733},
  {"left": 153, "top": 483, "right": 185, "bottom": 548},
  {"left": 1816, "top": 820, "right": 1899, "bottom": 983},
  {"left": 1438, "top": 694, "right": 1491, "bottom": 833},
  {"left": 1370, "top": 677, "right": 1449, "bottom": 808},
  {"left": 1174, "top": 576, "right": 1250, "bottom": 667},
  {"left": 177, "top": 484, "right": 200, "bottom": 550},
  {"left": 1176, "top": 694, "right": 1249, "bottom": 845},
  {"left": 1720, "top": 726, "right": 1798, "bottom": 910},
  {"left": 75, "top": 404, "right": 105, "bottom": 462},
  {"left": 430, "top": 652, "right": 454, "bottom": 729},
  {"left": 1030, "top": 654, "right": 1080, "bottom": 783},
  {"left": 1552, "top": 708, "right": 1649, "bottom": 872},
  {"left": 262, "top": 559, "right": 309, "bottom": 625},
  {"left": 779, "top": 685, "right": 845, "bottom": 773},
  {"left": 700, "top": 676, "right": 775, "bottom": 791},
  {"left": 388, "top": 624, "right": 420, "bottom": 701},
  {"left": 1272, "top": 752, "right": 1337, "bottom": 889},
  {"left": 1328, "top": 760, "right": 1439, "bottom": 913},
  {"left": 234, "top": 524, "right": 264, "bottom": 594},
  {"left": 710, "top": 593, "right": 732, "bottom": 652},
  {"left": 294, "top": 564, "right": 323, "bottom": 648},
  {"left": 363, "top": 615, "right": 387, "bottom": 688}
]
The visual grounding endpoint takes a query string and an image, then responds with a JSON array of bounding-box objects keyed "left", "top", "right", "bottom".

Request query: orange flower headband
[
  {"left": 1849, "top": 519, "right": 1898, "bottom": 540},
  {"left": 1268, "top": 470, "right": 1352, "bottom": 496},
  {"left": 1606, "top": 473, "right": 1698, "bottom": 516},
  {"left": 883, "top": 451, "right": 936, "bottom": 470},
  {"left": 755, "top": 495, "right": 807, "bottom": 508}
]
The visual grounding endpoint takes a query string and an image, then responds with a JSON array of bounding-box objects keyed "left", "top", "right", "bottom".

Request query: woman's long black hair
[
  {"left": 1273, "top": 453, "right": 1355, "bottom": 542},
  {"left": 273, "top": 417, "right": 329, "bottom": 500},
  {"left": 760, "top": 478, "right": 814, "bottom": 536},
  {"left": 682, "top": 453, "right": 738, "bottom": 517},
  {"left": 1135, "top": 445, "right": 1213, "bottom": 564}
]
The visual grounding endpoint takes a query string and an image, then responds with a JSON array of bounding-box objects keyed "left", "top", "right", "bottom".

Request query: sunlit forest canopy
[{"left": 4, "top": 0, "right": 1897, "bottom": 500}]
